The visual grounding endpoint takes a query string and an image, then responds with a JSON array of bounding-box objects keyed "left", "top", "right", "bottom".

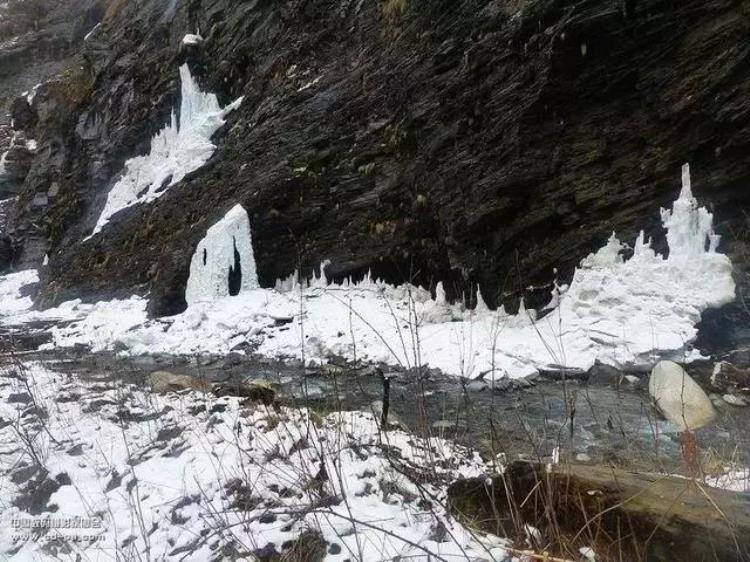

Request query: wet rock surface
[{"left": 0, "top": 0, "right": 107, "bottom": 272}]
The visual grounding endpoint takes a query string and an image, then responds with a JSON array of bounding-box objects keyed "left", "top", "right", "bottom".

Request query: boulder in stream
[{"left": 648, "top": 360, "right": 716, "bottom": 430}]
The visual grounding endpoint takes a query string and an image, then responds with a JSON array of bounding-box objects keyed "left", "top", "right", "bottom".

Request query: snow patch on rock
[
  {"left": 88, "top": 65, "right": 243, "bottom": 238},
  {"left": 182, "top": 33, "right": 203, "bottom": 45}
]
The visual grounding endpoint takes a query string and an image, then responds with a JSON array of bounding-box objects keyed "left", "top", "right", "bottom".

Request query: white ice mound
[
  {"left": 185, "top": 204, "right": 259, "bottom": 305},
  {"left": 555, "top": 163, "right": 735, "bottom": 367},
  {"left": 649, "top": 360, "right": 716, "bottom": 430},
  {"left": 10, "top": 163, "right": 737, "bottom": 379},
  {"left": 89, "top": 64, "right": 243, "bottom": 238}
]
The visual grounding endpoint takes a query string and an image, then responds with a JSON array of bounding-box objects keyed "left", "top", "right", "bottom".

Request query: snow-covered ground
[
  {"left": 0, "top": 269, "right": 37, "bottom": 315},
  {"left": 0, "top": 164, "right": 736, "bottom": 380},
  {"left": 0, "top": 164, "right": 742, "bottom": 560},
  {"left": 0, "top": 361, "right": 508, "bottom": 561}
]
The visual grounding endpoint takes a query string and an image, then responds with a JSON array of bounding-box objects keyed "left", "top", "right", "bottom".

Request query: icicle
[
  {"left": 660, "top": 162, "right": 719, "bottom": 260},
  {"left": 475, "top": 286, "right": 490, "bottom": 313},
  {"left": 581, "top": 232, "right": 625, "bottom": 268},
  {"left": 316, "top": 260, "right": 331, "bottom": 287},
  {"left": 708, "top": 233, "right": 721, "bottom": 253},
  {"left": 681, "top": 162, "right": 692, "bottom": 198},
  {"left": 88, "top": 65, "right": 244, "bottom": 238},
  {"left": 435, "top": 282, "right": 447, "bottom": 306}
]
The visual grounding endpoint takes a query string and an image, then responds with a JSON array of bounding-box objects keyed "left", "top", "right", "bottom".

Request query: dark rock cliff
[
  {"left": 0, "top": 0, "right": 104, "bottom": 130},
  {"left": 3, "top": 0, "right": 750, "bottom": 344},
  {"left": 0, "top": 0, "right": 106, "bottom": 268}
]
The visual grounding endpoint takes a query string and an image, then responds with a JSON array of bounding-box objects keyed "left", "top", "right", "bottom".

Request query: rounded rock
[{"left": 648, "top": 361, "right": 716, "bottom": 430}]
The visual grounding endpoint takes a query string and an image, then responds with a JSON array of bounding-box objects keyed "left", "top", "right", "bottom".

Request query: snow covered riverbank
[
  {"left": 0, "top": 165, "right": 735, "bottom": 380},
  {"left": 0, "top": 360, "right": 505, "bottom": 561}
]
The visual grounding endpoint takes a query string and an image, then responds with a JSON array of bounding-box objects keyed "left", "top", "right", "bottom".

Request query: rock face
[
  {"left": 0, "top": 0, "right": 107, "bottom": 269},
  {"left": 0, "top": 0, "right": 105, "bottom": 130},
  {"left": 648, "top": 360, "right": 716, "bottom": 430},
  {"left": 0, "top": 132, "right": 33, "bottom": 194},
  {"left": 1, "top": 0, "right": 748, "bottom": 339}
]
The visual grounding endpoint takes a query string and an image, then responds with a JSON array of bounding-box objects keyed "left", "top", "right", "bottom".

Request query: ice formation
[
  {"left": 185, "top": 204, "right": 259, "bottom": 305},
  {"left": 88, "top": 65, "right": 243, "bottom": 237},
  {"left": 0, "top": 164, "right": 737, "bottom": 380}
]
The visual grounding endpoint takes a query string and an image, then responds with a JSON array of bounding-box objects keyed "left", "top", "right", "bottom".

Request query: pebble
[
  {"left": 465, "top": 380, "right": 488, "bottom": 392},
  {"left": 722, "top": 393, "right": 748, "bottom": 407}
]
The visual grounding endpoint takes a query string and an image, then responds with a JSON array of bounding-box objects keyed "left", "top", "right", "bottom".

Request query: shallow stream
[{"left": 29, "top": 348, "right": 750, "bottom": 479}]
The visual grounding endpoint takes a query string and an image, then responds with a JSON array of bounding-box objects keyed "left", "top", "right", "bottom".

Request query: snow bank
[
  {"left": 0, "top": 270, "right": 38, "bottom": 315},
  {"left": 0, "top": 164, "right": 736, "bottom": 380},
  {"left": 0, "top": 362, "right": 504, "bottom": 561},
  {"left": 88, "top": 65, "right": 243, "bottom": 237},
  {"left": 185, "top": 204, "right": 258, "bottom": 305}
]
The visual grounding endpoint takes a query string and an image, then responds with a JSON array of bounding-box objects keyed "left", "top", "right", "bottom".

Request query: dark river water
[{"left": 29, "top": 348, "right": 750, "bottom": 477}]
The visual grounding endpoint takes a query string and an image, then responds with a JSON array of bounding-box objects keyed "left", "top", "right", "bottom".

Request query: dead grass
[
  {"left": 380, "top": 0, "right": 408, "bottom": 24},
  {"left": 103, "top": 0, "right": 128, "bottom": 24}
]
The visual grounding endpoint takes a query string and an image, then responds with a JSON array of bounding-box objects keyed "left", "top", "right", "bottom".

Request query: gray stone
[
  {"left": 31, "top": 193, "right": 48, "bottom": 207},
  {"left": 711, "top": 361, "right": 750, "bottom": 393},
  {"left": 147, "top": 371, "right": 209, "bottom": 393},
  {"left": 722, "top": 393, "right": 748, "bottom": 407},
  {"left": 10, "top": 96, "right": 35, "bottom": 130},
  {"left": 212, "top": 379, "right": 278, "bottom": 404},
  {"left": 648, "top": 361, "right": 716, "bottom": 430},
  {"left": 465, "top": 379, "right": 488, "bottom": 392}
]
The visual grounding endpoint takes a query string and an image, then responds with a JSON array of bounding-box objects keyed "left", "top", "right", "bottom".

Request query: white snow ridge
[
  {"left": 185, "top": 204, "right": 259, "bottom": 305},
  {"left": 88, "top": 64, "right": 243, "bottom": 238},
  {"left": 0, "top": 163, "right": 737, "bottom": 380}
]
